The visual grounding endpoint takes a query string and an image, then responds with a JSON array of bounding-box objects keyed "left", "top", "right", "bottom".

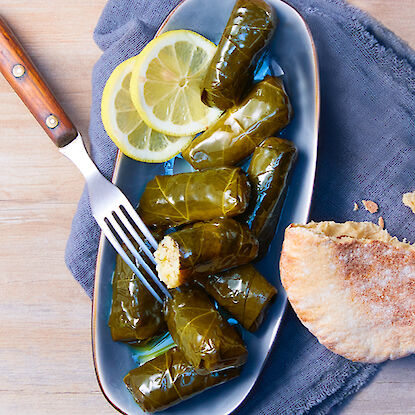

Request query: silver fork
[
  {"left": 60, "top": 137, "right": 170, "bottom": 303},
  {"left": 0, "top": 15, "right": 169, "bottom": 303}
]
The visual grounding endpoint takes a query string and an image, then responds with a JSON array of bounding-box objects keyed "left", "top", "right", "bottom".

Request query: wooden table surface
[{"left": 0, "top": 1, "right": 414, "bottom": 414}]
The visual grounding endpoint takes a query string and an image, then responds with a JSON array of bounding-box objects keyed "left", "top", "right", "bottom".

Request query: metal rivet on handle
[
  {"left": 12, "top": 64, "right": 25, "bottom": 78},
  {"left": 46, "top": 114, "right": 59, "bottom": 129}
]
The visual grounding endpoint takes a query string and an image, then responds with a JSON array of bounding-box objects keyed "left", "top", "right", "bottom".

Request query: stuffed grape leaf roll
[
  {"left": 108, "top": 253, "right": 166, "bottom": 342},
  {"left": 201, "top": 264, "right": 277, "bottom": 332},
  {"left": 138, "top": 167, "right": 250, "bottom": 228},
  {"left": 164, "top": 285, "right": 248, "bottom": 374},
  {"left": 242, "top": 137, "right": 297, "bottom": 256},
  {"left": 154, "top": 218, "right": 259, "bottom": 288},
  {"left": 124, "top": 347, "right": 240, "bottom": 413},
  {"left": 183, "top": 76, "right": 292, "bottom": 170},
  {"left": 201, "top": 0, "right": 276, "bottom": 110}
]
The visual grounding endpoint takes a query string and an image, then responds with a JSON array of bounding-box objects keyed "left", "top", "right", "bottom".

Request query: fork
[{"left": 0, "top": 16, "right": 170, "bottom": 303}]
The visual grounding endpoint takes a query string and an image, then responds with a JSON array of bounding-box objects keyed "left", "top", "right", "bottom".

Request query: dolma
[
  {"left": 154, "top": 218, "right": 259, "bottom": 288},
  {"left": 108, "top": 253, "right": 166, "bottom": 342},
  {"left": 164, "top": 285, "right": 248, "bottom": 374},
  {"left": 124, "top": 347, "right": 240, "bottom": 413},
  {"left": 183, "top": 76, "right": 292, "bottom": 170},
  {"left": 242, "top": 137, "right": 297, "bottom": 256},
  {"left": 138, "top": 167, "right": 250, "bottom": 228},
  {"left": 201, "top": 0, "right": 276, "bottom": 110},
  {"left": 201, "top": 264, "right": 277, "bottom": 332}
]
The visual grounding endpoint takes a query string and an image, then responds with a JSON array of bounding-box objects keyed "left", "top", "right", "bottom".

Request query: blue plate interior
[{"left": 92, "top": 0, "right": 319, "bottom": 414}]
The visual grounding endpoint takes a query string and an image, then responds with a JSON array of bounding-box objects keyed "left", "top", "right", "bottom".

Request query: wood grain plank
[
  {"left": 0, "top": 1, "right": 414, "bottom": 414},
  {"left": 0, "top": 1, "right": 110, "bottom": 414}
]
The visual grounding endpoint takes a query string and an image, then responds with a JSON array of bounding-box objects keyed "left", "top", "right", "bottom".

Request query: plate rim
[{"left": 91, "top": 0, "right": 320, "bottom": 413}]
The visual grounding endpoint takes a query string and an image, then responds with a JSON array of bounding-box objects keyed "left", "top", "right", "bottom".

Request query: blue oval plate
[{"left": 92, "top": 0, "right": 320, "bottom": 413}]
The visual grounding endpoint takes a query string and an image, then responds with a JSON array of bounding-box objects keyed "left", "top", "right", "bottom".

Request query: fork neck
[{"left": 59, "top": 134, "right": 101, "bottom": 181}]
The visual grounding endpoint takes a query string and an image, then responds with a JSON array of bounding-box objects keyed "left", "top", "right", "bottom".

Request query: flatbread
[
  {"left": 403, "top": 190, "right": 415, "bottom": 214},
  {"left": 280, "top": 221, "right": 415, "bottom": 363}
]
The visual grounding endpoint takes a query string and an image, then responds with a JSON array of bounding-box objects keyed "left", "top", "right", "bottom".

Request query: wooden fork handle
[{"left": 0, "top": 15, "right": 78, "bottom": 147}]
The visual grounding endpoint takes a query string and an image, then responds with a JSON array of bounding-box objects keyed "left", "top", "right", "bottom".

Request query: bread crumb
[
  {"left": 353, "top": 203, "right": 359, "bottom": 211},
  {"left": 402, "top": 191, "right": 415, "bottom": 214},
  {"left": 362, "top": 200, "right": 378, "bottom": 214},
  {"left": 378, "top": 216, "right": 384, "bottom": 229}
]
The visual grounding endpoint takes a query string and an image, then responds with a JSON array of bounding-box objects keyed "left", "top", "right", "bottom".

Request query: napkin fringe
[{"left": 303, "top": 0, "right": 415, "bottom": 95}]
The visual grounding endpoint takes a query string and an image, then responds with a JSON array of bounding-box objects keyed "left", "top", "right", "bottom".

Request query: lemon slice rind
[
  {"left": 130, "top": 30, "right": 221, "bottom": 137},
  {"left": 101, "top": 57, "right": 192, "bottom": 163}
]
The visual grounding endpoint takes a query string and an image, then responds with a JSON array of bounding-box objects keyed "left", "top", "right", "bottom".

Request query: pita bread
[
  {"left": 403, "top": 190, "right": 415, "bottom": 214},
  {"left": 280, "top": 221, "right": 415, "bottom": 363}
]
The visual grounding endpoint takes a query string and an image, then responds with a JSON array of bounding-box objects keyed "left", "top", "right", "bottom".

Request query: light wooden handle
[{"left": 0, "top": 15, "right": 78, "bottom": 147}]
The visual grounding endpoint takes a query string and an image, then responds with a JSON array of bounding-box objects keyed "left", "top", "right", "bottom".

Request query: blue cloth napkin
[{"left": 65, "top": 0, "right": 415, "bottom": 413}]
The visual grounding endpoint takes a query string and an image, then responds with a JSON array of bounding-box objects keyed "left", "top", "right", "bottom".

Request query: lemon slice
[
  {"left": 130, "top": 30, "right": 221, "bottom": 137},
  {"left": 101, "top": 57, "right": 192, "bottom": 163}
]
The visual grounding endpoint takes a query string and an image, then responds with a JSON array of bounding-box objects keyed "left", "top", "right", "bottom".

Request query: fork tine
[
  {"left": 112, "top": 209, "right": 156, "bottom": 270},
  {"left": 99, "top": 219, "right": 164, "bottom": 304},
  {"left": 120, "top": 202, "right": 158, "bottom": 250},
  {"left": 115, "top": 206, "right": 157, "bottom": 266},
  {"left": 108, "top": 212, "right": 171, "bottom": 299}
]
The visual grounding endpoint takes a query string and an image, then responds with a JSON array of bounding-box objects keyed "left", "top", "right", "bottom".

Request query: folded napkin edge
[{"left": 304, "top": 0, "right": 415, "bottom": 95}]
